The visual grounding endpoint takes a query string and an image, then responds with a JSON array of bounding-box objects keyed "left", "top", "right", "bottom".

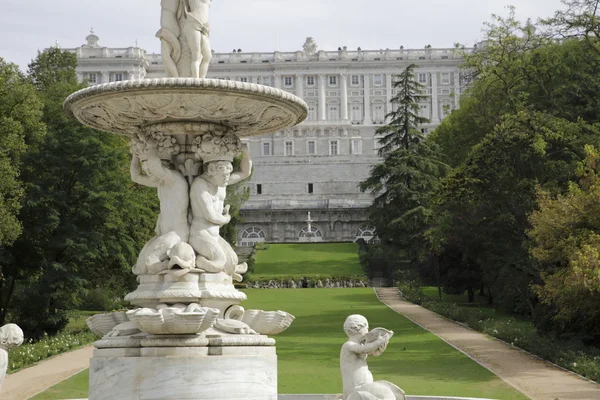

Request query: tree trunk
[{"left": 467, "top": 287, "right": 475, "bottom": 303}]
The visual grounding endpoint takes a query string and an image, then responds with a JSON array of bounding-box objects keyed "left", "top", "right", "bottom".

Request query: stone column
[
  {"left": 102, "top": 71, "right": 110, "bottom": 84},
  {"left": 340, "top": 72, "right": 348, "bottom": 121},
  {"left": 454, "top": 71, "right": 461, "bottom": 109},
  {"left": 431, "top": 72, "right": 440, "bottom": 123},
  {"left": 385, "top": 73, "right": 393, "bottom": 118},
  {"left": 296, "top": 74, "right": 303, "bottom": 98},
  {"left": 318, "top": 74, "right": 326, "bottom": 121},
  {"left": 363, "top": 74, "right": 371, "bottom": 124},
  {"left": 274, "top": 74, "right": 282, "bottom": 89}
]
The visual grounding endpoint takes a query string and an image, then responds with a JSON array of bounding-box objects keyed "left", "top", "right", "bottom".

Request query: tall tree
[{"left": 360, "top": 65, "right": 449, "bottom": 267}]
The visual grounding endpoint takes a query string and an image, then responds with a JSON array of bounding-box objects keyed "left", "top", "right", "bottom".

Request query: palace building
[{"left": 67, "top": 31, "right": 471, "bottom": 245}]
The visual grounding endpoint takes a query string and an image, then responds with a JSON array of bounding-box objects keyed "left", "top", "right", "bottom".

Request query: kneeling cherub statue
[{"left": 340, "top": 314, "right": 406, "bottom": 400}]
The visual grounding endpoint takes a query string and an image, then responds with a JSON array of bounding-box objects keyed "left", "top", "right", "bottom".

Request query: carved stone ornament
[{"left": 64, "top": 79, "right": 308, "bottom": 137}]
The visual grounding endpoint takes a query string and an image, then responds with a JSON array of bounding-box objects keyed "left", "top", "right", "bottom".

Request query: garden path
[
  {"left": 1, "top": 345, "right": 93, "bottom": 400},
  {"left": 375, "top": 287, "right": 600, "bottom": 400}
]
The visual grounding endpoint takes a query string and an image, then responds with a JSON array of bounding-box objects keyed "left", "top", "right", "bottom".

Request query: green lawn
[
  {"left": 33, "top": 288, "right": 527, "bottom": 400},
  {"left": 252, "top": 243, "right": 363, "bottom": 279}
]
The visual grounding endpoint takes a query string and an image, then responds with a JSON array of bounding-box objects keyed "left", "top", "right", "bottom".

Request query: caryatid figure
[
  {"left": 189, "top": 139, "right": 251, "bottom": 281},
  {"left": 130, "top": 139, "right": 192, "bottom": 274},
  {"left": 157, "top": 0, "right": 183, "bottom": 77},
  {"left": 180, "top": 0, "right": 213, "bottom": 78}
]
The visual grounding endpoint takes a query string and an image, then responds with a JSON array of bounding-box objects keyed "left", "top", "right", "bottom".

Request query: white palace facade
[{"left": 68, "top": 32, "right": 471, "bottom": 245}]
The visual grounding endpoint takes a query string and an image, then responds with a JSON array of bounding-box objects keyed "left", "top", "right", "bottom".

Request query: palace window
[
  {"left": 306, "top": 76, "right": 315, "bottom": 86},
  {"left": 373, "top": 74, "right": 382, "bottom": 86},
  {"left": 351, "top": 75, "right": 360, "bottom": 85},
  {"left": 307, "top": 104, "right": 317, "bottom": 121},
  {"left": 256, "top": 184, "right": 263, "bottom": 194},
  {"left": 240, "top": 77, "right": 248, "bottom": 83},
  {"left": 284, "top": 141, "right": 294, "bottom": 156},
  {"left": 373, "top": 103, "right": 385, "bottom": 122},
  {"left": 418, "top": 73, "right": 427, "bottom": 83},
  {"left": 262, "top": 141, "right": 272, "bottom": 156},
  {"left": 330, "top": 140, "right": 339, "bottom": 155},
  {"left": 240, "top": 227, "right": 266, "bottom": 247},
  {"left": 441, "top": 72, "right": 450, "bottom": 85},
  {"left": 308, "top": 183, "right": 314, "bottom": 194},
  {"left": 307, "top": 140, "right": 316, "bottom": 155},
  {"left": 329, "top": 75, "right": 337, "bottom": 86},
  {"left": 88, "top": 73, "right": 97, "bottom": 83},
  {"left": 350, "top": 139, "right": 362, "bottom": 155},
  {"left": 351, "top": 103, "right": 363, "bottom": 122},
  {"left": 113, "top": 73, "right": 123, "bottom": 82},
  {"left": 328, "top": 103, "right": 339, "bottom": 121},
  {"left": 284, "top": 76, "right": 293, "bottom": 86}
]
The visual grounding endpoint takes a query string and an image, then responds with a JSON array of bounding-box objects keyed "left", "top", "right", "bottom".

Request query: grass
[
  {"left": 34, "top": 288, "right": 528, "bottom": 400},
  {"left": 7, "top": 310, "right": 98, "bottom": 374},
  {"left": 252, "top": 243, "right": 363, "bottom": 279}
]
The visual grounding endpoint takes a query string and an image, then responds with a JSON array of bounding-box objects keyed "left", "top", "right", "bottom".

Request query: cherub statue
[
  {"left": 340, "top": 315, "right": 406, "bottom": 400},
  {"left": 0, "top": 324, "right": 24, "bottom": 391}
]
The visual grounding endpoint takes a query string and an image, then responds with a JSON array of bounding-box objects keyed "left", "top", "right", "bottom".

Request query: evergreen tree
[{"left": 360, "top": 65, "right": 449, "bottom": 268}]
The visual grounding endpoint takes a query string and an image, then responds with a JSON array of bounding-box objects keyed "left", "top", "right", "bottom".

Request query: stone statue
[
  {"left": 189, "top": 143, "right": 251, "bottom": 281},
  {"left": 157, "top": 0, "right": 183, "bottom": 77},
  {"left": 130, "top": 139, "right": 191, "bottom": 274},
  {"left": 340, "top": 315, "right": 406, "bottom": 400},
  {"left": 0, "top": 324, "right": 24, "bottom": 392},
  {"left": 181, "top": 0, "right": 213, "bottom": 78},
  {"left": 158, "top": 0, "right": 212, "bottom": 78},
  {"left": 303, "top": 37, "right": 318, "bottom": 56}
]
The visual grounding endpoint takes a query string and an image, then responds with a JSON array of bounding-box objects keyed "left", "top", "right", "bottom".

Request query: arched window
[
  {"left": 355, "top": 227, "right": 378, "bottom": 244},
  {"left": 240, "top": 227, "right": 266, "bottom": 247},
  {"left": 298, "top": 225, "right": 323, "bottom": 242}
]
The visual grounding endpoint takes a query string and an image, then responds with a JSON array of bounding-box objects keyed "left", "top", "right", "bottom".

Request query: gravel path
[
  {"left": 375, "top": 287, "right": 600, "bottom": 400},
  {"left": 1, "top": 345, "right": 94, "bottom": 400}
]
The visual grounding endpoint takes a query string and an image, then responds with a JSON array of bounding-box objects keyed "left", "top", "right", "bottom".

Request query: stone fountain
[{"left": 65, "top": 1, "right": 306, "bottom": 399}]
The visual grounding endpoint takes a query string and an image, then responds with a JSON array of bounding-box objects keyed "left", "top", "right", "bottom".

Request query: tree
[
  {"left": 433, "top": 111, "right": 600, "bottom": 313},
  {"left": 360, "top": 65, "right": 449, "bottom": 270},
  {"left": 528, "top": 145, "right": 600, "bottom": 343},
  {"left": 0, "top": 48, "right": 157, "bottom": 336},
  {"left": 0, "top": 59, "right": 45, "bottom": 246}
]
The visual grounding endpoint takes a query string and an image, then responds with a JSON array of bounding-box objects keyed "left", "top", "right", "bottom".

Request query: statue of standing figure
[
  {"left": 340, "top": 315, "right": 406, "bottom": 400},
  {"left": 158, "top": 0, "right": 213, "bottom": 78}
]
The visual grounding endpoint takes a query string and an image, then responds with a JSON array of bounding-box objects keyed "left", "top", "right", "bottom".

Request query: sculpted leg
[
  {"left": 160, "top": 39, "right": 179, "bottom": 77},
  {"left": 199, "top": 35, "right": 212, "bottom": 79},
  {"left": 185, "top": 29, "right": 203, "bottom": 78}
]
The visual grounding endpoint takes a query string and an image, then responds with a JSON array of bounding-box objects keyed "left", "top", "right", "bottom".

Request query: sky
[{"left": 1, "top": 0, "right": 566, "bottom": 72}]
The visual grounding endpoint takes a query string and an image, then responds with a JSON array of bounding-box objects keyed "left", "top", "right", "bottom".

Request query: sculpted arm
[
  {"left": 130, "top": 154, "right": 157, "bottom": 187},
  {"left": 229, "top": 146, "right": 252, "bottom": 185},
  {"left": 145, "top": 145, "right": 174, "bottom": 183},
  {"left": 344, "top": 336, "right": 389, "bottom": 355}
]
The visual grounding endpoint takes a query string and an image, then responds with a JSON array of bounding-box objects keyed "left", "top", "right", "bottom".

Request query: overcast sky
[{"left": 1, "top": 0, "right": 566, "bottom": 72}]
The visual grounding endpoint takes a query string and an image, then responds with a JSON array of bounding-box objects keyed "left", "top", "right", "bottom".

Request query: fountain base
[{"left": 90, "top": 345, "right": 277, "bottom": 400}]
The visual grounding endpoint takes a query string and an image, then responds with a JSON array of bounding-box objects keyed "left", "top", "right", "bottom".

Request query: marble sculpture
[
  {"left": 0, "top": 324, "right": 24, "bottom": 392},
  {"left": 64, "top": 1, "right": 307, "bottom": 398},
  {"left": 158, "top": 0, "right": 213, "bottom": 78},
  {"left": 341, "top": 315, "right": 406, "bottom": 400}
]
